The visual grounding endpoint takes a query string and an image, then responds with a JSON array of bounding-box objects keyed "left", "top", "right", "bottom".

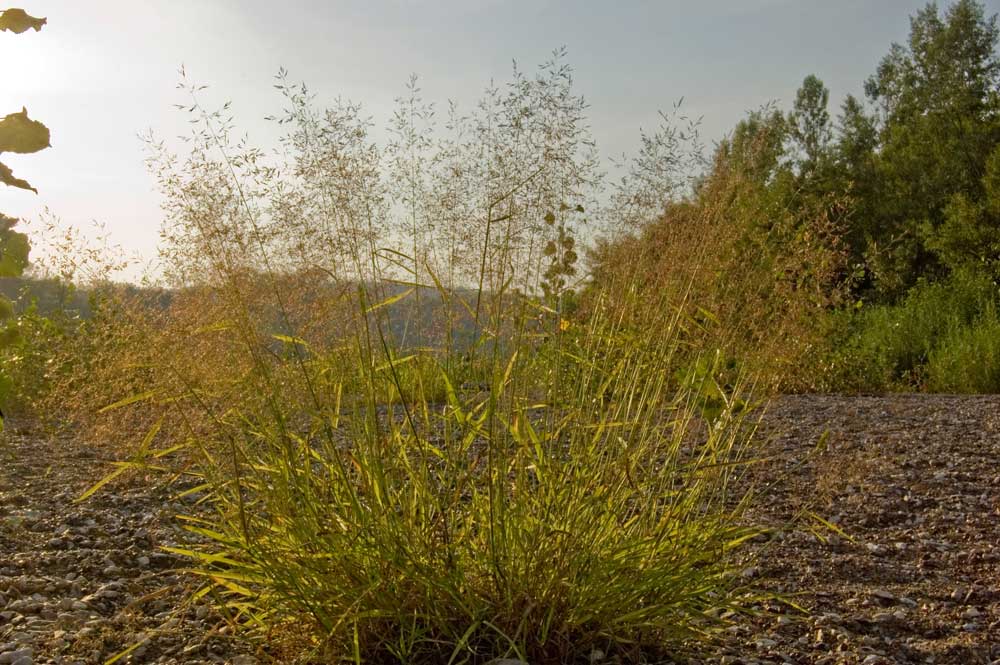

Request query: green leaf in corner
[{"left": 0, "top": 227, "right": 30, "bottom": 277}]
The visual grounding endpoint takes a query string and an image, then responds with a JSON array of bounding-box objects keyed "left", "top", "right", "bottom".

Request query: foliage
[
  {"left": 0, "top": 8, "right": 49, "bottom": 421},
  {"left": 926, "top": 302, "right": 1000, "bottom": 392},
  {"left": 589, "top": 1, "right": 1000, "bottom": 394},
  {"left": 855, "top": 0, "right": 1000, "bottom": 298},
  {"left": 589, "top": 105, "right": 848, "bottom": 391},
  {"left": 19, "top": 3, "right": 1000, "bottom": 660},
  {"left": 821, "top": 269, "right": 1000, "bottom": 391},
  {"left": 0, "top": 9, "right": 50, "bottom": 193},
  {"left": 0, "top": 298, "right": 77, "bottom": 413},
  {"left": 0, "top": 7, "right": 44, "bottom": 33},
  {"left": 787, "top": 74, "right": 832, "bottom": 174},
  {"left": 924, "top": 143, "right": 1000, "bottom": 276}
]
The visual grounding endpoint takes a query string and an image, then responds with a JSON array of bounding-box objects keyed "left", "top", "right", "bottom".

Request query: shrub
[
  {"left": 926, "top": 303, "right": 1000, "bottom": 392},
  {"left": 822, "top": 269, "right": 1000, "bottom": 391}
]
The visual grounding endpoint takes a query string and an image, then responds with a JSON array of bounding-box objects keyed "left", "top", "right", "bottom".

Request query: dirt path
[{"left": 1, "top": 395, "right": 998, "bottom": 665}]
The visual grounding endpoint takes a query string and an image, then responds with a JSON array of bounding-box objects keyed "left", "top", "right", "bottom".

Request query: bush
[
  {"left": 822, "top": 269, "right": 1000, "bottom": 391},
  {"left": 926, "top": 304, "right": 1000, "bottom": 392}
]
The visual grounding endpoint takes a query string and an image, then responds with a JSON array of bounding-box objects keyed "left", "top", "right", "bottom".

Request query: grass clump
[
  {"left": 20, "top": 53, "right": 766, "bottom": 664},
  {"left": 177, "top": 295, "right": 759, "bottom": 663}
]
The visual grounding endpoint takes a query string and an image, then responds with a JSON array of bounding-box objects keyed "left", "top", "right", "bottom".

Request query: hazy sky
[{"left": 1, "top": 0, "right": 995, "bottom": 276}]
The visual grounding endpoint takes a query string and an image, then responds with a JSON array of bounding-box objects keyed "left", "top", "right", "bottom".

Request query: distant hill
[
  {"left": 0, "top": 276, "right": 91, "bottom": 317},
  {"left": 0, "top": 275, "right": 487, "bottom": 352}
]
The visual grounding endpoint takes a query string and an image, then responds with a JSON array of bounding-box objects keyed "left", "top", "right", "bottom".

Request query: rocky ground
[
  {"left": 0, "top": 421, "right": 258, "bottom": 665},
  {"left": 702, "top": 394, "right": 1000, "bottom": 665},
  {"left": 0, "top": 394, "right": 998, "bottom": 664}
]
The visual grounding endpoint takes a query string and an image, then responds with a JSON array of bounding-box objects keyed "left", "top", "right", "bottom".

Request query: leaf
[
  {"left": 0, "top": 9, "right": 46, "bottom": 33},
  {"left": 0, "top": 160, "right": 35, "bottom": 193},
  {"left": 76, "top": 465, "right": 128, "bottom": 502},
  {"left": 806, "top": 510, "right": 855, "bottom": 543},
  {"left": 135, "top": 417, "right": 164, "bottom": 459},
  {"left": 0, "top": 319, "right": 15, "bottom": 342},
  {"left": 0, "top": 107, "right": 51, "bottom": 154},
  {"left": 98, "top": 389, "right": 157, "bottom": 413},
  {"left": 364, "top": 287, "right": 414, "bottom": 314},
  {"left": 374, "top": 354, "right": 416, "bottom": 373},
  {"left": 0, "top": 227, "right": 30, "bottom": 277},
  {"left": 192, "top": 320, "right": 233, "bottom": 335},
  {"left": 272, "top": 333, "right": 310, "bottom": 348},
  {"left": 440, "top": 370, "right": 466, "bottom": 426},
  {"left": 103, "top": 636, "right": 149, "bottom": 665}
]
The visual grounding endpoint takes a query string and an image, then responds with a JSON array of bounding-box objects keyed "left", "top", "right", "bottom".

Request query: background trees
[
  {"left": 854, "top": 0, "right": 1000, "bottom": 295},
  {"left": 590, "top": 0, "right": 1000, "bottom": 391}
]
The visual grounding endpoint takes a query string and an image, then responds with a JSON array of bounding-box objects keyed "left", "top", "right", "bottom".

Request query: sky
[{"left": 1, "top": 0, "right": 996, "bottom": 278}]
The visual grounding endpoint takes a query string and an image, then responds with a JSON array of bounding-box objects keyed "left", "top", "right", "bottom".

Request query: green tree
[
  {"left": 832, "top": 94, "right": 881, "bottom": 279},
  {"left": 862, "top": 0, "right": 1000, "bottom": 296},
  {"left": 926, "top": 143, "right": 1000, "bottom": 274},
  {"left": 715, "top": 107, "right": 789, "bottom": 187}
]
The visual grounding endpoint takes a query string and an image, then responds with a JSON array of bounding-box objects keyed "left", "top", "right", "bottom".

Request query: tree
[
  {"left": 788, "top": 75, "right": 833, "bottom": 175},
  {"left": 716, "top": 107, "right": 789, "bottom": 187},
  {"left": 926, "top": 144, "right": 1000, "bottom": 275},
  {"left": 830, "top": 95, "right": 881, "bottom": 282}
]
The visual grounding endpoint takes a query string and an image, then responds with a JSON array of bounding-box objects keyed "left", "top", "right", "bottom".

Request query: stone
[
  {"left": 0, "top": 649, "right": 32, "bottom": 665},
  {"left": 871, "top": 589, "right": 895, "bottom": 604}
]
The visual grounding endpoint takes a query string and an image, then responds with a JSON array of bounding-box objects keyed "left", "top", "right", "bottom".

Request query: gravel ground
[
  {"left": 0, "top": 394, "right": 998, "bottom": 665},
  {"left": 700, "top": 394, "right": 1000, "bottom": 665},
  {"left": 0, "top": 422, "right": 258, "bottom": 665}
]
